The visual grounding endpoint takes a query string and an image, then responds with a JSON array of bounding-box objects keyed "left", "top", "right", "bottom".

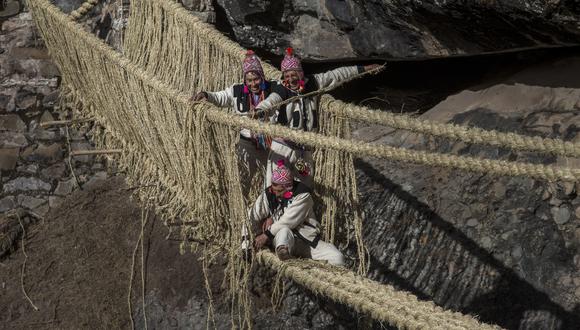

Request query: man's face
[
  {"left": 283, "top": 70, "right": 301, "bottom": 91},
  {"left": 244, "top": 72, "right": 262, "bottom": 94},
  {"left": 271, "top": 183, "right": 287, "bottom": 198}
]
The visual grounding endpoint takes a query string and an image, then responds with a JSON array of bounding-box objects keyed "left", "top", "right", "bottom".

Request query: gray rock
[
  {"left": 30, "top": 143, "right": 63, "bottom": 162},
  {"left": 0, "top": 132, "right": 27, "bottom": 148},
  {"left": 54, "top": 178, "right": 76, "bottom": 196},
  {"left": 3, "top": 177, "right": 51, "bottom": 193},
  {"left": 0, "top": 196, "right": 17, "bottom": 212},
  {"left": 549, "top": 196, "right": 563, "bottom": 206},
  {"left": 481, "top": 236, "right": 493, "bottom": 250},
  {"left": 560, "top": 275, "right": 572, "bottom": 286},
  {"left": 16, "top": 164, "right": 38, "bottom": 174},
  {"left": 18, "top": 195, "right": 47, "bottom": 209},
  {"left": 511, "top": 246, "right": 523, "bottom": 260},
  {"left": 40, "top": 162, "right": 66, "bottom": 179},
  {"left": 14, "top": 88, "right": 37, "bottom": 110},
  {"left": 493, "top": 183, "right": 506, "bottom": 199},
  {"left": 0, "top": 148, "right": 19, "bottom": 170},
  {"left": 0, "top": 114, "right": 26, "bottom": 131},
  {"left": 551, "top": 206, "right": 571, "bottom": 225},
  {"left": 466, "top": 218, "right": 479, "bottom": 227},
  {"left": 85, "top": 171, "right": 108, "bottom": 187},
  {"left": 563, "top": 182, "right": 576, "bottom": 196},
  {"left": 48, "top": 195, "right": 63, "bottom": 209},
  {"left": 32, "top": 127, "right": 57, "bottom": 140},
  {"left": 39, "top": 110, "right": 54, "bottom": 124},
  {"left": 33, "top": 203, "right": 49, "bottom": 216}
]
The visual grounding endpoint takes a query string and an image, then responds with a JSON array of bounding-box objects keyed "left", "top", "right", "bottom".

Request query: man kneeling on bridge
[{"left": 248, "top": 160, "right": 344, "bottom": 266}]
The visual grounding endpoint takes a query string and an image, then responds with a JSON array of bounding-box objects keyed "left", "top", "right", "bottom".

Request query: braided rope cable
[
  {"left": 257, "top": 250, "right": 503, "bottom": 330},
  {"left": 143, "top": 0, "right": 580, "bottom": 159},
  {"left": 21, "top": 1, "right": 569, "bottom": 328},
  {"left": 70, "top": 0, "right": 99, "bottom": 20},
  {"left": 32, "top": 0, "right": 580, "bottom": 183}
]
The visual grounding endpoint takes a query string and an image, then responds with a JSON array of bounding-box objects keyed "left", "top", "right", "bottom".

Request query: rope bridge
[{"left": 26, "top": 0, "right": 578, "bottom": 328}]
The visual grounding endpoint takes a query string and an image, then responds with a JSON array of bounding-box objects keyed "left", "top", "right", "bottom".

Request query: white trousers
[{"left": 273, "top": 227, "right": 344, "bottom": 267}]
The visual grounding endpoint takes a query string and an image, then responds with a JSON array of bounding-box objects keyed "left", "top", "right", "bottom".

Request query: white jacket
[
  {"left": 206, "top": 81, "right": 279, "bottom": 138},
  {"left": 248, "top": 182, "right": 321, "bottom": 246},
  {"left": 256, "top": 65, "right": 363, "bottom": 132}
]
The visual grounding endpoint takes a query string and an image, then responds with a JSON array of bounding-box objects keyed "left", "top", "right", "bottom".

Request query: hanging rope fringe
[
  {"left": 123, "top": 0, "right": 580, "bottom": 159},
  {"left": 25, "top": 0, "right": 557, "bottom": 328}
]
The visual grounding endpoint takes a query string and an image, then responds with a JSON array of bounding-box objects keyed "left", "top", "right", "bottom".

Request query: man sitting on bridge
[{"left": 248, "top": 160, "right": 344, "bottom": 266}]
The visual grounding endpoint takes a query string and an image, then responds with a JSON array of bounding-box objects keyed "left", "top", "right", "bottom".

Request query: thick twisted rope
[
  {"left": 22, "top": 1, "right": 566, "bottom": 329},
  {"left": 126, "top": 0, "right": 580, "bottom": 159},
  {"left": 322, "top": 100, "right": 580, "bottom": 158},
  {"left": 32, "top": 0, "right": 580, "bottom": 184},
  {"left": 203, "top": 107, "right": 580, "bottom": 182},
  {"left": 257, "top": 250, "right": 502, "bottom": 330},
  {"left": 70, "top": 0, "right": 99, "bottom": 20}
]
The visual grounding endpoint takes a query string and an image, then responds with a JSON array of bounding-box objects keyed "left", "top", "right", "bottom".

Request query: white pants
[
  {"left": 238, "top": 138, "right": 268, "bottom": 195},
  {"left": 266, "top": 139, "right": 314, "bottom": 189},
  {"left": 273, "top": 227, "right": 344, "bottom": 267}
]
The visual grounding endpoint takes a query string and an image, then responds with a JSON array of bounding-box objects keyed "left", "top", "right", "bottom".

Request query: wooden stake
[{"left": 70, "top": 149, "right": 122, "bottom": 156}]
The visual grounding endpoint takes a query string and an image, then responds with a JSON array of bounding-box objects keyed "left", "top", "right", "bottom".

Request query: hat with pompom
[
  {"left": 280, "top": 47, "right": 303, "bottom": 73},
  {"left": 242, "top": 49, "right": 265, "bottom": 79}
]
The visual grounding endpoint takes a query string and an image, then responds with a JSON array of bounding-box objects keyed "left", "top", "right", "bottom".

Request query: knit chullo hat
[
  {"left": 272, "top": 159, "right": 294, "bottom": 189},
  {"left": 242, "top": 50, "right": 265, "bottom": 79},
  {"left": 280, "top": 47, "right": 303, "bottom": 73}
]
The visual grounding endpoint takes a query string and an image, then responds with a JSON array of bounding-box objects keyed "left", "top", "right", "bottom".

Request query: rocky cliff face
[
  {"left": 210, "top": 0, "right": 580, "bottom": 60},
  {"left": 354, "top": 56, "right": 580, "bottom": 329}
]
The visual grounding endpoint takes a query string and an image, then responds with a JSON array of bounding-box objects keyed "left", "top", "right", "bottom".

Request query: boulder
[{"left": 213, "top": 0, "right": 580, "bottom": 60}]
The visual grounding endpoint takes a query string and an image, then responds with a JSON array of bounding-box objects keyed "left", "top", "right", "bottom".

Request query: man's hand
[
  {"left": 262, "top": 217, "right": 273, "bottom": 232},
  {"left": 363, "top": 64, "right": 384, "bottom": 72},
  {"left": 192, "top": 91, "right": 208, "bottom": 102},
  {"left": 254, "top": 233, "right": 270, "bottom": 250}
]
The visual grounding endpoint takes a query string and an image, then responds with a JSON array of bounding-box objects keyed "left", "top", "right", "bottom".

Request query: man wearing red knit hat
[
  {"left": 248, "top": 160, "right": 344, "bottom": 266},
  {"left": 193, "top": 50, "right": 279, "bottom": 195},
  {"left": 257, "top": 47, "right": 382, "bottom": 188}
]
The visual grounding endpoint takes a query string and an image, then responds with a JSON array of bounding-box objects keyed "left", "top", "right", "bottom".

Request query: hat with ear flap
[
  {"left": 280, "top": 47, "right": 303, "bottom": 73},
  {"left": 242, "top": 49, "right": 265, "bottom": 79},
  {"left": 272, "top": 159, "right": 294, "bottom": 188}
]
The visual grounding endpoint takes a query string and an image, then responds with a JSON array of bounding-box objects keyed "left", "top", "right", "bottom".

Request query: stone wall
[{"left": 0, "top": 11, "right": 108, "bottom": 218}]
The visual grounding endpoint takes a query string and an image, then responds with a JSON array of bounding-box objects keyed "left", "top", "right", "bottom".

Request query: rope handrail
[
  {"left": 145, "top": 0, "right": 580, "bottom": 159},
  {"left": 257, "top": 250, "right": 503, "bottom": 330},
  {"left": 21, "top": 1, "right": 561, "bottom": 328},
  {"left": 30, "top": 0, "right": 580, "bottom": 184},
  {"left": 70, "top": 0, "right": 99, "bottom": 20}
]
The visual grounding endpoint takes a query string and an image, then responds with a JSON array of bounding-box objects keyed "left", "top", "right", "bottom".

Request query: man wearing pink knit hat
[
  {"left": 257, "top": 47, "right": 382, "bottom": 188},
  {"left": 248, "top": 160, "right": 344, "bottom": 265},
  {"left": 193, "top": 50, "right": 280, "bottom": 195}
]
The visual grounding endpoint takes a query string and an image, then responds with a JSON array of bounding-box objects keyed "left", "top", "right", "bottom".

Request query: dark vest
[
  {"left": 274, "top": 76, "right": 319, "bottom": 130},
  {"left": 232, "top": 80, "right": 279, "bottom": 117}
]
